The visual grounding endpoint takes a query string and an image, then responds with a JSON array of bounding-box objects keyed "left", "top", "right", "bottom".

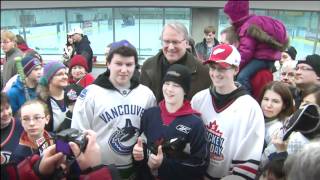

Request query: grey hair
[
  {"left": 285, "top": 140, "right": 320, "bottom": 180},
  {"left": 281, "top": 60, "right": 298, "bottom": 70},
  {"left": 161, "top": 21, "right": 189, "bottom": 40}
]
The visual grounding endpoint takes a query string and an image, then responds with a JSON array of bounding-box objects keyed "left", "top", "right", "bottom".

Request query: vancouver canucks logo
[
  {"left": 1, "top": 151, "right": 12, "bottom": 165},
  {"left": 109, "top": 118, "right": 139, "bottom": 155}
]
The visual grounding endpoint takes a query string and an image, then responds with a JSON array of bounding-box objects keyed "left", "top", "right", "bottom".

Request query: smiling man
[
  {"left": 295, "top": 54, "right": 320, "bottom": 91},
  {"left": 140, "top": 22, "right": 211, "bottom": 102},
  {"left": 71, "top": 40, "right": 156, "bottom": 179}
]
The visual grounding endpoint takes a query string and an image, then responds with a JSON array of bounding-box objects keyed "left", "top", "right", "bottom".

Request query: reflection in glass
[{"left": 67, "top": 8, "right": 113, "bottom": 56}]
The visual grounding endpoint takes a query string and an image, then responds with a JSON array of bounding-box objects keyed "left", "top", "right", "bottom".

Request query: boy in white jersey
[
  {"left": 71, "top": 40, "right": 157, "bottom": 179},
  {"left": 191, "top": 44, "right": 265, "bottom": 180}
]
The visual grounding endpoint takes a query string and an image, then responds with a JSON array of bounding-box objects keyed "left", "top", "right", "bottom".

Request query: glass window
[
  {"left": 1, "top": 10, "right": 23, "bottom": 34},
  {"left": 114, "top": 8, "right": 139, "bottom": 53},
  {"left": 271, "top": 11, "right": 319, "bottom": 59},
  {"left": 20, "top": 9, "right": 66, "bottom": 55},
  {"left": 218, "top": 9, "right": 319, "bottom": 60},
  {"left": 165, "top": 8, "right": 191, "bottom": 32},
  {"left": 67, "top": 8, "right": 113, "bottom": 56},
  {"left": 139, "top": 8, "right": 163, "bottom": 61},
  {"left": 1, "top": 10, "right": 24, "bottom": 55},
  {"left": 217, "top": 9, "right": 229, "bottom": 37},
  {"left": 1, "top": 7, "right": 192, "bottom": 65}
]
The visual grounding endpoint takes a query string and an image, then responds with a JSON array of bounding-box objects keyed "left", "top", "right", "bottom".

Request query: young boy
[
  {"left": 195, "top": 26, "right": 220, "bottom": 62},
  {"left": 68, "top": 55, "right": 95, "bottom": 88},
  {"left": 12, "top": 100, "right": 54, "bottom": 163},
  {"left": 191, "top": 44, "right": 265, "bottom": 180},
  {"left": 7, "top": 55, "right": 42, "bottom": 115},
  {"left": 132, "top": 64, "right": 209, "bottom": 180},
  {"left": 71, "top": 40, "right": 156, "bottom": 179},
  {"left": 1, "top": 92, "right": 23, "bottom": 166}
]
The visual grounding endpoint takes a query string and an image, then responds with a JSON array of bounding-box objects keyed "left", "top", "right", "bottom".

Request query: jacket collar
[
  {"left": 6, "top": 47, "right": 19, "bottom": 57},
  {"left": 93, "top": 70, "right": 139, "bottom": 90},
  {"left": 158, "top": 51, "right": 199, "bottom": 74}
]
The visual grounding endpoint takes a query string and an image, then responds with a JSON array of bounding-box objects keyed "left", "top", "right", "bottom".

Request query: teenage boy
[
  {"left": 133, "top": 64, "right": 209, "bottom": 180},
  {"left": 72, "top": 40, "right": 156, "bottom": 179},
  {"left": 191, "top": 44, "right": 265, "bottom": 180}
]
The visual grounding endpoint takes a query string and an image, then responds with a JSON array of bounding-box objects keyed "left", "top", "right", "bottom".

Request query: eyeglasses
[
  {"left": 22, "top": 115, "right": 45, "bottom": 123},
  {"left": 1, "top": 40, "right": 12, "bottom": 44},
  {"left": 295, "top": 66, "right": 314, "bottom": 71},
  {"left": 209, "top": 64, "right": 234, "bottom": 72},
  {"left": 281, "top": 54, "right": 288, "bottom": 59},
  {"left": 281, "top": 72, "right": 295, "bottom": 77},
  {"left": 162, "top": 39, "right": 185, "bottom": 47}
]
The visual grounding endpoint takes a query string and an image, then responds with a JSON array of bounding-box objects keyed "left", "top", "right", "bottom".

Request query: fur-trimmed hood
[{"left": 247, "top": 24, "right": 289, "bottom": 51}]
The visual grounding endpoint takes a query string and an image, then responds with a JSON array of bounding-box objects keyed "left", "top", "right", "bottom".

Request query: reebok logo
[{"left": 176, "top": 124, "right": 191, "bottom": 134}]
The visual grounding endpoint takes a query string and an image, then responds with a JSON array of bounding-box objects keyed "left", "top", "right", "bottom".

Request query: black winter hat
[
  {"left": 64, "top": 83, "right": 84, "bottom": 106},
  {"left": 282, "top": 104, "right": 320, "bottom": 141},
  {"left": 163, "top": 64, "right": 191, "bottom": 94},
  {"left": 297, "top": 54, "right": 320, "bottom": 78},
  {"left": 285, "top": 46, "right": 297, "bottom": 60}
]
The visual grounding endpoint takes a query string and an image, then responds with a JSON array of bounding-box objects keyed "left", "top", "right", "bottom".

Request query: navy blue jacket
[
  {"left": 134, "top": 106, "right": 209, "bottom": 180},
  {"left": 11, "top": 131, "right": 53, "bottom": 164},
  {"left": 1, "top": 119, "right": 23, "bottom": 165}
]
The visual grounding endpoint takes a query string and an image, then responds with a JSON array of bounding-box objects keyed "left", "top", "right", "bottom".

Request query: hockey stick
[{"left": 15, "top": 56, "right": 31, "bottom": 101}]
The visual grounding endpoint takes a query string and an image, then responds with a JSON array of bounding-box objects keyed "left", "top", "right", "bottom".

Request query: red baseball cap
[{"left": 204, "top": 44, "right": 241, "bottom": 68}]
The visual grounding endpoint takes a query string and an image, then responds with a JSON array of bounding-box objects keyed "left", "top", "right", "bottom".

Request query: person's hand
[
  {"left": 133, "top": 137, "right": 144, "bottom": 161},
  {"left": 271, "top": 130, "right": 288, "bottom": 153},
  {"left": 39, "top": 145, "right": 64, "bottom": 175},
  {"left": 69, "top": 130, "right": 101, "bottom": 170},
  {"left": 147, "top": 145, "right": 163, "bottom": 170}
]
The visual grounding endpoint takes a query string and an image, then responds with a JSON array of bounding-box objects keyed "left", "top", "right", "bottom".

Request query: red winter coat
[
  {"left": 250, "top": 69, "right": 273, "bottom": 101},
  {"left": 69, "top": 73, "right": 95, "bottom": 88}
]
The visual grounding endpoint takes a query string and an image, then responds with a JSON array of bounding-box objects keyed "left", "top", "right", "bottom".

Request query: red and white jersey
[{"left": 191, "top": 88, "right": 265, "bottom": 179}]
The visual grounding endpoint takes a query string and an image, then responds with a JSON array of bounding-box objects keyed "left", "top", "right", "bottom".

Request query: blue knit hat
[
  {"left": 21, "top": 55, "right": 41, "bottom": 76},
  {"left": 39, "top": 61, "right": 66, "bottom": 86}
]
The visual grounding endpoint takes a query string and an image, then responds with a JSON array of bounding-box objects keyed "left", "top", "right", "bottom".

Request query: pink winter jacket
[{"left": 224, "top": 0, "right": 288, "bottom": 69}]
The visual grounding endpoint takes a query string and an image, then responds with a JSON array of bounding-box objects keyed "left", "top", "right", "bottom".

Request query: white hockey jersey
[
  {"left": 71, "top": 83, "right": 156, "bottom": 174},
  {"left": 191, "top": 88, "right": 265, "bottom": 180}
]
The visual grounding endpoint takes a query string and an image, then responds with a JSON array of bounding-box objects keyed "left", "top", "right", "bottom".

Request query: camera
[{"left": 55, "top": 128, "right": 88, "bottom": 157}]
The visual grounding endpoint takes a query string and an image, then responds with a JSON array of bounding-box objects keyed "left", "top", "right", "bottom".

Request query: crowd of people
[{"left": 1, "top": 0, "right": 320, "bottom": 180}]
